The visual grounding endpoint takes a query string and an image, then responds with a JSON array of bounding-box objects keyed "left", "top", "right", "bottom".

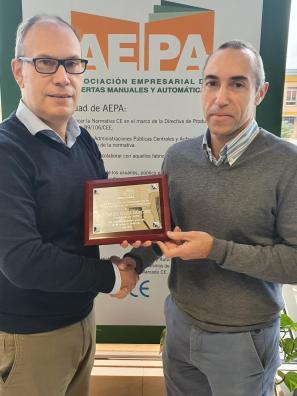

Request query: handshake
[
  {"left": 110, "top": 255, "right": 139, "bottom": 299},
  {"left": 109, "top": 227, "right": 214, "bottom": 299}
]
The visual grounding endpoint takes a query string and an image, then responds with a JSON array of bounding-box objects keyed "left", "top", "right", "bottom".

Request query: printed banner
[{"left": 22, "top": 0, "right": 263, "bottom": 325}]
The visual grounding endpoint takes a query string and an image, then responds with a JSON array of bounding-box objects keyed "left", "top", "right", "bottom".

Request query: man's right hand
[{"left": 110, "top": 256, "right": 139, "bottom": 299}]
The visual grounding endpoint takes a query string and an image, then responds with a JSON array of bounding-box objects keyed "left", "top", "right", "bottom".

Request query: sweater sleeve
[
  {"left": 0, "top": 134, "right": 115, "bottom": 294},
  {"left": 208, "top": 165, "right": 297, "bottom": 284},
  {"left": 124, "top": 244, "right": 162, "bottom": 274}
]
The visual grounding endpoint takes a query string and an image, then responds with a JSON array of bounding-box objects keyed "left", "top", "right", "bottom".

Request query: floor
[{"left": 90, "top": 344, "right": 166, "bottom": 396}]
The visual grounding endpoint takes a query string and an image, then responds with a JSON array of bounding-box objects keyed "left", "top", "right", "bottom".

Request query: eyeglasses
[{"left": 17, "top": 57, "right": 88, "bottom": 74}]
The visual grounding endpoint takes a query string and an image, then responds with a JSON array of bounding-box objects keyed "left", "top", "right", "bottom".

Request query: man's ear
[
  {"left": 11, "top": 58, "right": 24, "bottom": 88},
  {"left": 255, "top": 82, "right": 269, "bottom": 106}
]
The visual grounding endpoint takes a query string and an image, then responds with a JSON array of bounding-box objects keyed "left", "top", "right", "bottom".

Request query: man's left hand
[{"left": 157, "top": 230, "right": 214, "bottom": 260}]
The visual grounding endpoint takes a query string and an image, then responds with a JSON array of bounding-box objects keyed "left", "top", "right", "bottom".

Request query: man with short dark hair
[
  {"left": 124, "top": 41, "right": 297, "bottom": 395},
  {"left": 0, "top": 14, "right": 138, "bottom": 396}
]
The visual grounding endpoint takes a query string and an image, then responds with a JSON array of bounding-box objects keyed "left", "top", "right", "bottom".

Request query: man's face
[
  {"left": 12, "top": 21, "right": 82, "bottom": 132},
  {"left": 202, "top": 48, "right": 268, "bottom": 144}
]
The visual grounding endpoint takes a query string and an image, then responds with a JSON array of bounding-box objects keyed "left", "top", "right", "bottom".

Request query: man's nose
[
  {"left": 52, "top": 64, "right": 70, "bottom": 84},
  {"left": 215, "top": 85, "right": 229, "bottom": 105}
]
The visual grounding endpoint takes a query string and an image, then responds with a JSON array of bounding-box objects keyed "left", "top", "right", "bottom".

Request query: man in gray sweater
[{"left": 123, "top": 40, "right": 297, "bottom": 395}]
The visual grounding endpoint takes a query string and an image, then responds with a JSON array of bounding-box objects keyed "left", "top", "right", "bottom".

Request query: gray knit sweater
[{"left": 129, "top": 129, "right": 297, "bottom": 332}]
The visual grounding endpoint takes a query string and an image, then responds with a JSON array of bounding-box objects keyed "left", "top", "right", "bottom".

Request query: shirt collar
[
  {"left": 16, "top": 100, "right": 81, "bottom": 148},
  {"left": 202, "top": 119, "right": 259, "bottom": 166}
]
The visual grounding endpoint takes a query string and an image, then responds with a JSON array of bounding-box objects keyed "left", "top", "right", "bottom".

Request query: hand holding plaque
[{"left": 84, "top": 175, "right": 171, "bottom": 245}]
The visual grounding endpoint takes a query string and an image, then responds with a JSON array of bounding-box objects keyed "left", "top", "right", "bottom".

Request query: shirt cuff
[{"left": 108, "top": 263, "right": 121, "bottom": 294}]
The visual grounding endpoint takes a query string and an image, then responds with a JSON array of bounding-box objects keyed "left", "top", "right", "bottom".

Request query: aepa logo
[{"left": 71, "top": 3, "right": 214, "bottom": 73}]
